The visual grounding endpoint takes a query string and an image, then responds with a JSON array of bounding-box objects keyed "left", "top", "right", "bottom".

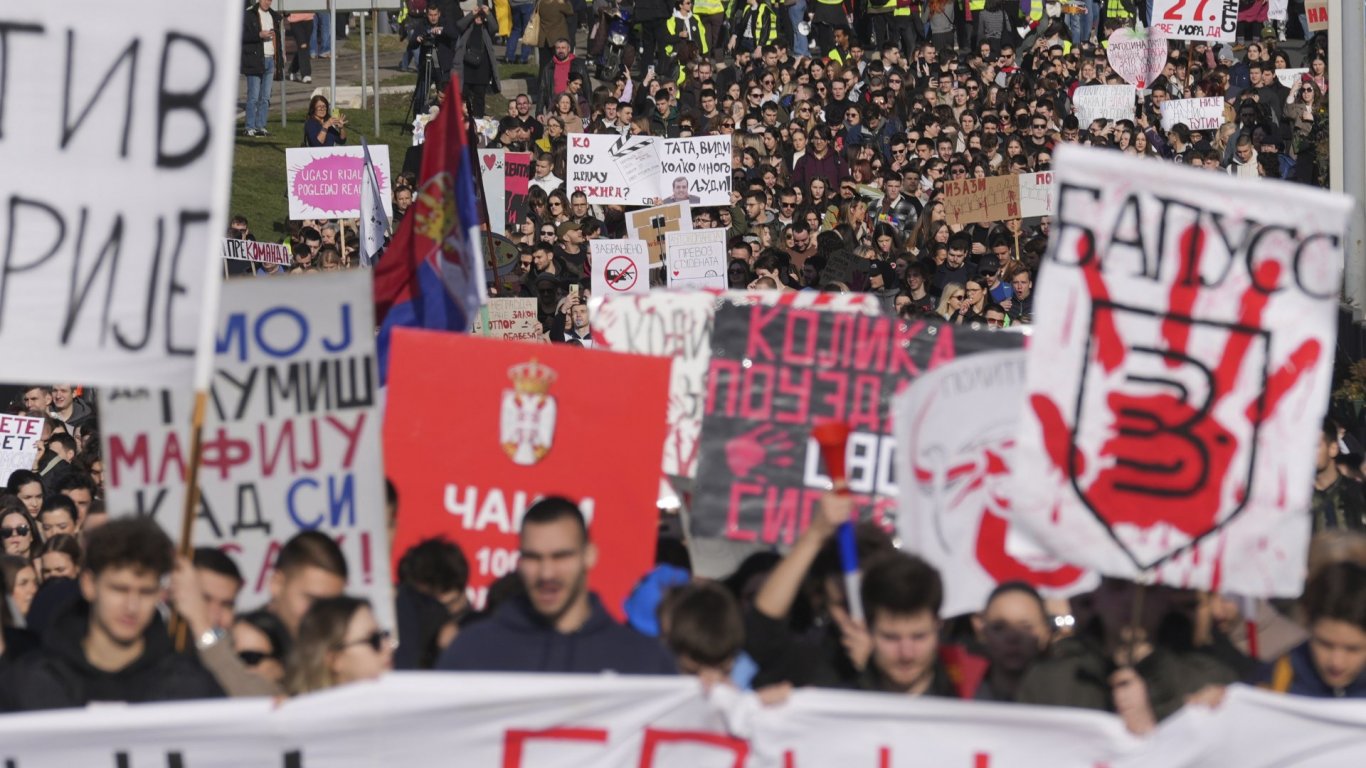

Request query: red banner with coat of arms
[{"left": 384, "top": 328, "right": 672, "bottom": 620}]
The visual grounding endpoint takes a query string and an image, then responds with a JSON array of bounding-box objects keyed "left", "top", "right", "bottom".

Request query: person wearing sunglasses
[
  {"left": 0, "top": 505, "right": 41, "bottom": 560},
  {"left": 285, "top": 595, "right": 394, "bottom": 695},
  {"left": 231, "top": 610, "right": 290, "bottom": 689}
]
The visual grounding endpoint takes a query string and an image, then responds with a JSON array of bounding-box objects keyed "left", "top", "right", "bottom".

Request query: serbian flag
[{"left": 373, "top": 78, "right": 487, "bottom": 382}]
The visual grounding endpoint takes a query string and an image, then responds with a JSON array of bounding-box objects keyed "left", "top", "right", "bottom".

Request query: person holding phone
[{"left": 303, "top": 95, "right": 347, "bottom": 147}]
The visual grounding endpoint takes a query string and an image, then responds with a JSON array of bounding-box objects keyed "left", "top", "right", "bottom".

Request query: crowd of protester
[{"left": 7, "top": 0, "right": 1349, "bottom": 730}]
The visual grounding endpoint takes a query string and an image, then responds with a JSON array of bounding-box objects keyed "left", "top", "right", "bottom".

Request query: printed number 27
[{"left": 1164, "top": 0, "right": 1213, "bottom": 20}]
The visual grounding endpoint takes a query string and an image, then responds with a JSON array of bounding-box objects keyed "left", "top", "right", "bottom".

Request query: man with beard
[
  {"left": 437, "top": 498, "right": 676, "bottom": 673},
  {"left": 968, "top": 583, "right": 1054, "bottom": 701}
]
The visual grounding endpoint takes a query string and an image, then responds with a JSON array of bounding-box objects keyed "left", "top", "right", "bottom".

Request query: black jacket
[
  {"left": 437, "top": 592, "right": 677, "bottom": 674},
  {"left": 241, "top": 4, "right": 284, "bottom": 76},
  {"left": 0, "top": 600, "right": 223, "bottom": 712}
]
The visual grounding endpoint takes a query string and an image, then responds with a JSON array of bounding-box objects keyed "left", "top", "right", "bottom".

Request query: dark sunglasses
[
  {"left": 238, "top": 650, "right": 276, "bottom": 666},
  {"left": 1, "top": 525, "right": 30, "bottom": 538},
  {"left": 337, "top": 630, "right": 392, "bottom": 653}
]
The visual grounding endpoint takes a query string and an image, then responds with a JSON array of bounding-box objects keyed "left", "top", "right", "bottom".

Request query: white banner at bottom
[{"left": 0, "top": 676, "right": 1362, "bottom": 766}]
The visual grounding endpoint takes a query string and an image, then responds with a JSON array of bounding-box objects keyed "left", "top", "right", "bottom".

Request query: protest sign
[
  {"left": 568, "top": 133, "right": 663, "bottom": 206},
  {"left": 504, "top": 151, "right": 533, "bottom": 230},
  {"left": 222, "top": 239, "right": 292, "bottom": 267},
  {"left": 477, "top": 148, "right": 507, "bottom": 234},
  {"left": 657, "top": 135, "right": 732, "bottom": 206},
  {"left": 1268, "top": 0, "right": 1289, "bottom": 20},
  {"left": 591, "top": 240, "right": 651, "bottom": 296},
  {"left": 1106, "top": 26, "right": 1168, "bottom": 89},
  {"left": 569, "top": 134, "right": 735, "bottom": 206},
  {"left": 0, "top": 415, "right": 42, "bottom": 486},
  {"left": 1305, "top": 0, "right": 1328, "bottom": 31},
  {"left": 1073, "top": 85, "right": 1136, "bottom": 127},
  {"left": 1151, "top": 0, "right": 1239, "bottom": 41},
  {"left": 1018, "top": 171, "right": 1055, "bottom": 218},
  {"left": 819, "top": 249, "right": 858, "bottom": 285},
  {"left": 100, "top": 272, "right": 392, "bottom": 627},
  {"left": 943, "top": 175, "right": 1020, "bottom": 226},
  {"left": 483, "top": 232, "right": 523, "bottom": 297},
  {"left": 287, "top": 145, "right": 393, "bottom": 219},
  {"left": 691, "top": 307, "right": 981, "bottom": 547},
  {"left": 0, "top": 1, "right": 238, "bottom": 388},
  {"left": 385, "top": 330, "right": 671, "bottom": 618},
  {"left": 893, "top": 344, "right": 1097, "bottom": 617},
  {"left": 592, "top": 291, "right": 881, "bottom": 480},
  {"left": 1010, "top": 145, "right": 1350, "bottom": 597},
  {"left": 629, "top": 203, "right": 692, "bottom": 267},
  {"left": 477, "top": 298, "right": 543, "bottom": 342},
  {"left": 1275, "top": 67, "right": 1309, "bottom": 89},
  {"left": 665, "top": 230, "right": 728, "bottom": 291},
  {"left": 1161, "top": 97, "right": 1226, "bottom": 131}
]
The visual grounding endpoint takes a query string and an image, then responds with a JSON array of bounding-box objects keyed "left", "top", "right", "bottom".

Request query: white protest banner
[
  {"left": 591, "top": 240, "right": 651, "bottom": 296},
  {"left": 477, "top": 148, "right": 508, "bottom": 234},
  {"left": 1018, "top": 171, "right": 1055, "bottom": 219},
  {"left": 286, "top": 145, "right": 393, "bottom": 219},
  {"left": 0, "top": 415, "right": 43, "bottom": 486},
  {"left": 0, "top": 1, "right": 238, "bottom": 388},
  {"left": 665, "top": 230, "right": 728, "bottom": 291},
  {"left": 592, "top": 291, "right": 881, "bottom": 478},
  {"left": 222, "top": 239, "right": 292, "bottom": 267},
  {"left": 479, "top": 297, "right": 543, "bottom": 342},
  {"left": 568, "top": 133, "right": 662, "bottom": 206},
  {"left": 894, "top": 346, "right": 1096, "bottom": 617},
  {"left": 1151, "top": 0, "right": 1239, "bottom": 41},
  {"left": 1107, "top": 26, "right": 1168, "bottom": 89},
  {"left": 1161, "top": 97, "right": 1226, "bottom": 131},
  {"left": 1268, "top": 0, "right": 1289, "bottom": 21},
  {"left": 1073, "top": 85, "right": 1136, "bottom": 127},
  {"left": 1275, "top": 68, "right": 1309, "bottom": 89},
  {"left": 629, "top": 203, "right": 692, "bottom": 266},
  {"left": 658, "top": 135, "right": 732, "bottom": 206},
  {"left": 1011, "top": 145, "right": 1350, "bottom": 596},
  {"left": 100, "top": 271, "right": 392, "bottom": 627}
]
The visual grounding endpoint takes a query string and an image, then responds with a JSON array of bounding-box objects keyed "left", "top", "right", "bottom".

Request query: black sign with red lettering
[{"left": 692, "top": 304, "right": 1020, "bottom": 547}]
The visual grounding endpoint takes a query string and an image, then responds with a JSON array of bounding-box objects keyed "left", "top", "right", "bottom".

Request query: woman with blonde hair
[
  {"left": 936, "top": 282, "right": 966, "bottom": 321},
  {"left": 284, "top": 596, "right": 393, "bottom": 695}
]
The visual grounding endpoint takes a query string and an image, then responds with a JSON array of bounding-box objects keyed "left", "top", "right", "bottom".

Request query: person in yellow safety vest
[
  {"left": 1098, "top": 0, "right": 1131, "bottom": 35},
  {"left": 826, "top": 25, "right": 850, "bottom": 65},
  {"left": 892, "top": 0, "right": 919, "bottom": 53},
  {"left": 728, "top": 0, "right": 779, "bottom": 54},
  {"left": 665, "top": 0, "right": 708, "bottom": 70},
  {"left": 694, "top": 0, "right": 727, "bottom": 52},
  {"left": 965, "top": 0, "right": 986, "bottom": 49},
  {"left": 867, "top": 0, "right": 897, "bottom": 50}
]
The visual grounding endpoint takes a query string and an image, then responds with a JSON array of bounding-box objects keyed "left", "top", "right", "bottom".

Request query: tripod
[{"left": 403, "top": 44, "right": 442, "bottom": 134}]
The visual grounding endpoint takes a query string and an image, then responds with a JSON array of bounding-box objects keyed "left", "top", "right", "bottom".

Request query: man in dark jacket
[
  {"left": 436, "top": 497, "right": 676, "bottom": 674},
  {"left": 537, "top": 38, "right": 588, "bottom": 111},
  {"left": 0, "top": 518, "right": 223, "bottom": 711},
  {"left": 241, "top": 0, "right": 283, "bottom": 137}
]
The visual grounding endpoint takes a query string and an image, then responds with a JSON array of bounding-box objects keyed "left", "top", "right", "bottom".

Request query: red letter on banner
[
  {"left": 502, "top": 727, "right": 609, "bottom": 767},
  {"left": 638, "top": 728, "right": 749, "bottom": 768}
]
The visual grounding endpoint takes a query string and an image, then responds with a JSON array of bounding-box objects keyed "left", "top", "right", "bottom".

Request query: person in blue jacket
[
  {"left": 437, "top": 497, "right": 677, "bottom": 675},
  {"left": 1263, "top": 561, "right": 1366, "bottom": 698}
]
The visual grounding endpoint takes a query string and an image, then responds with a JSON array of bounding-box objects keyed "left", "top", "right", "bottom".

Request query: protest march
[{"left": 2, "top": 0, "right": 1365, "bottom": 765}]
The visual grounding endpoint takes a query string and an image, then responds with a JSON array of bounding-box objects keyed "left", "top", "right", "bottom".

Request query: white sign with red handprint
[
  {"left": 895, "top": 346, "right": 1098, "bottom": 617},
  {"left": 1011, "top": 145, "right": 1351, "bottom": 597}
]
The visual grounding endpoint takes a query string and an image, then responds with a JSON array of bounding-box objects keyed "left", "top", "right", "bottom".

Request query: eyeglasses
[
  {"left": 1, "top": 525, "right": 29, "bottom": 538},
  {"left": 721, "top": 121, "right": 734, "bottom": 128},
  {"left": 550, "top": 201, "right": 563, "bottom": 206},
  {"left": 951, "top": 293, "right": 966, "bottom": 300},
  {"left": 749, "top": 92, "right": 762, "bottom": 98},
  {"left": 541, "top": 230, "right": 556, "bottom": 236},
  {"left": 238, "top": 650, "right": 276, "bottom": 666},
  {"left": 780, "top": 202, "right": 796, "bottom": 208},
  {"left": 337, "top": 630, "right": 393, "bottom": 653}
]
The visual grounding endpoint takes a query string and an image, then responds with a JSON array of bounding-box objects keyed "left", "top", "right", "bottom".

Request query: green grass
[{"left": 229, "top": 58, "right": 528, "bottom": 238}]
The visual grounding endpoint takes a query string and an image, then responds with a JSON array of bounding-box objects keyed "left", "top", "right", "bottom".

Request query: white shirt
[{"left": 259, "top": 9, "right": 275, "bottom": 58}]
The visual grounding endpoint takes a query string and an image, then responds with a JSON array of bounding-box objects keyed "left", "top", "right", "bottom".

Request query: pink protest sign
[{"left": 286, "top": 146, "right": 392, "bottom": 219}]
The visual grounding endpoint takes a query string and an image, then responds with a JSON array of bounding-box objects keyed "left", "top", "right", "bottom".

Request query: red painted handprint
[
  {"left": 724, "top": 423, "right": 796, "bottom": 479},
  {"left": 1032, "top": 228, "right": 1321, "bottom": 570}
]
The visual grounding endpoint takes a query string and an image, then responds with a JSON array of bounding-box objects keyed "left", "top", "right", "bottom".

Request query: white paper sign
[
  {"left": 591, "top": 240, "right": 651, "bottom": 296},
  {"left": 478, "top": 148, "right": 507, "bottom": 235},
  {"left": 664, "top": 230, "right": 729, "bottom": 291},
  {"left": 568, "top": 134, "right": 734, "bottom": 206},
  {"left": 100, "top": 271, "right": 392, "bottom": 628},
  {"left": 1275, "top": 68, "right": 1309, "bottom": 89},
  {"left": 0, "top": 415, "right": 43, "bottom": 486},
  {"left": 1268, "top": 0, "right": 1289, "bottom": 20},
  {"left": 1161, "top": 97, "right": 1226, "bottom": 131},
  {"left": 1011, "top": 145, "right": 1350, "bottom": 597},
  {"left": 1150, "top": 0, "right": 1239, "bottom": 41},
  {"left": 568, "top": 133, "right": 663, "bottom": 206},
  {"left": 591, "top": 291, "right": 881, "bottom": 478},
  {"left": 1073, "top": 85, "right": 1137, "bottom": 127},
  {"left": 222, "top": 239, "right": 292, "bottom": 267},
  {"left": 1018, "top": 171, "right": 1055, "bottom": 219},
  {"left": 0, "top": 1, "right": 239, "bottom": 388},
  {"left": 286, "top": 145, "right": 393, "bottom": 219},
  {"left": 894, "top": 348, "right": 1097, "bottom": 617}
]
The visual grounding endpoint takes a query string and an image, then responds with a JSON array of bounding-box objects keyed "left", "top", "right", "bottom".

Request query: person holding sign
[{"left": 303, "top": 96, "right": 348, "bottom": 148}]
